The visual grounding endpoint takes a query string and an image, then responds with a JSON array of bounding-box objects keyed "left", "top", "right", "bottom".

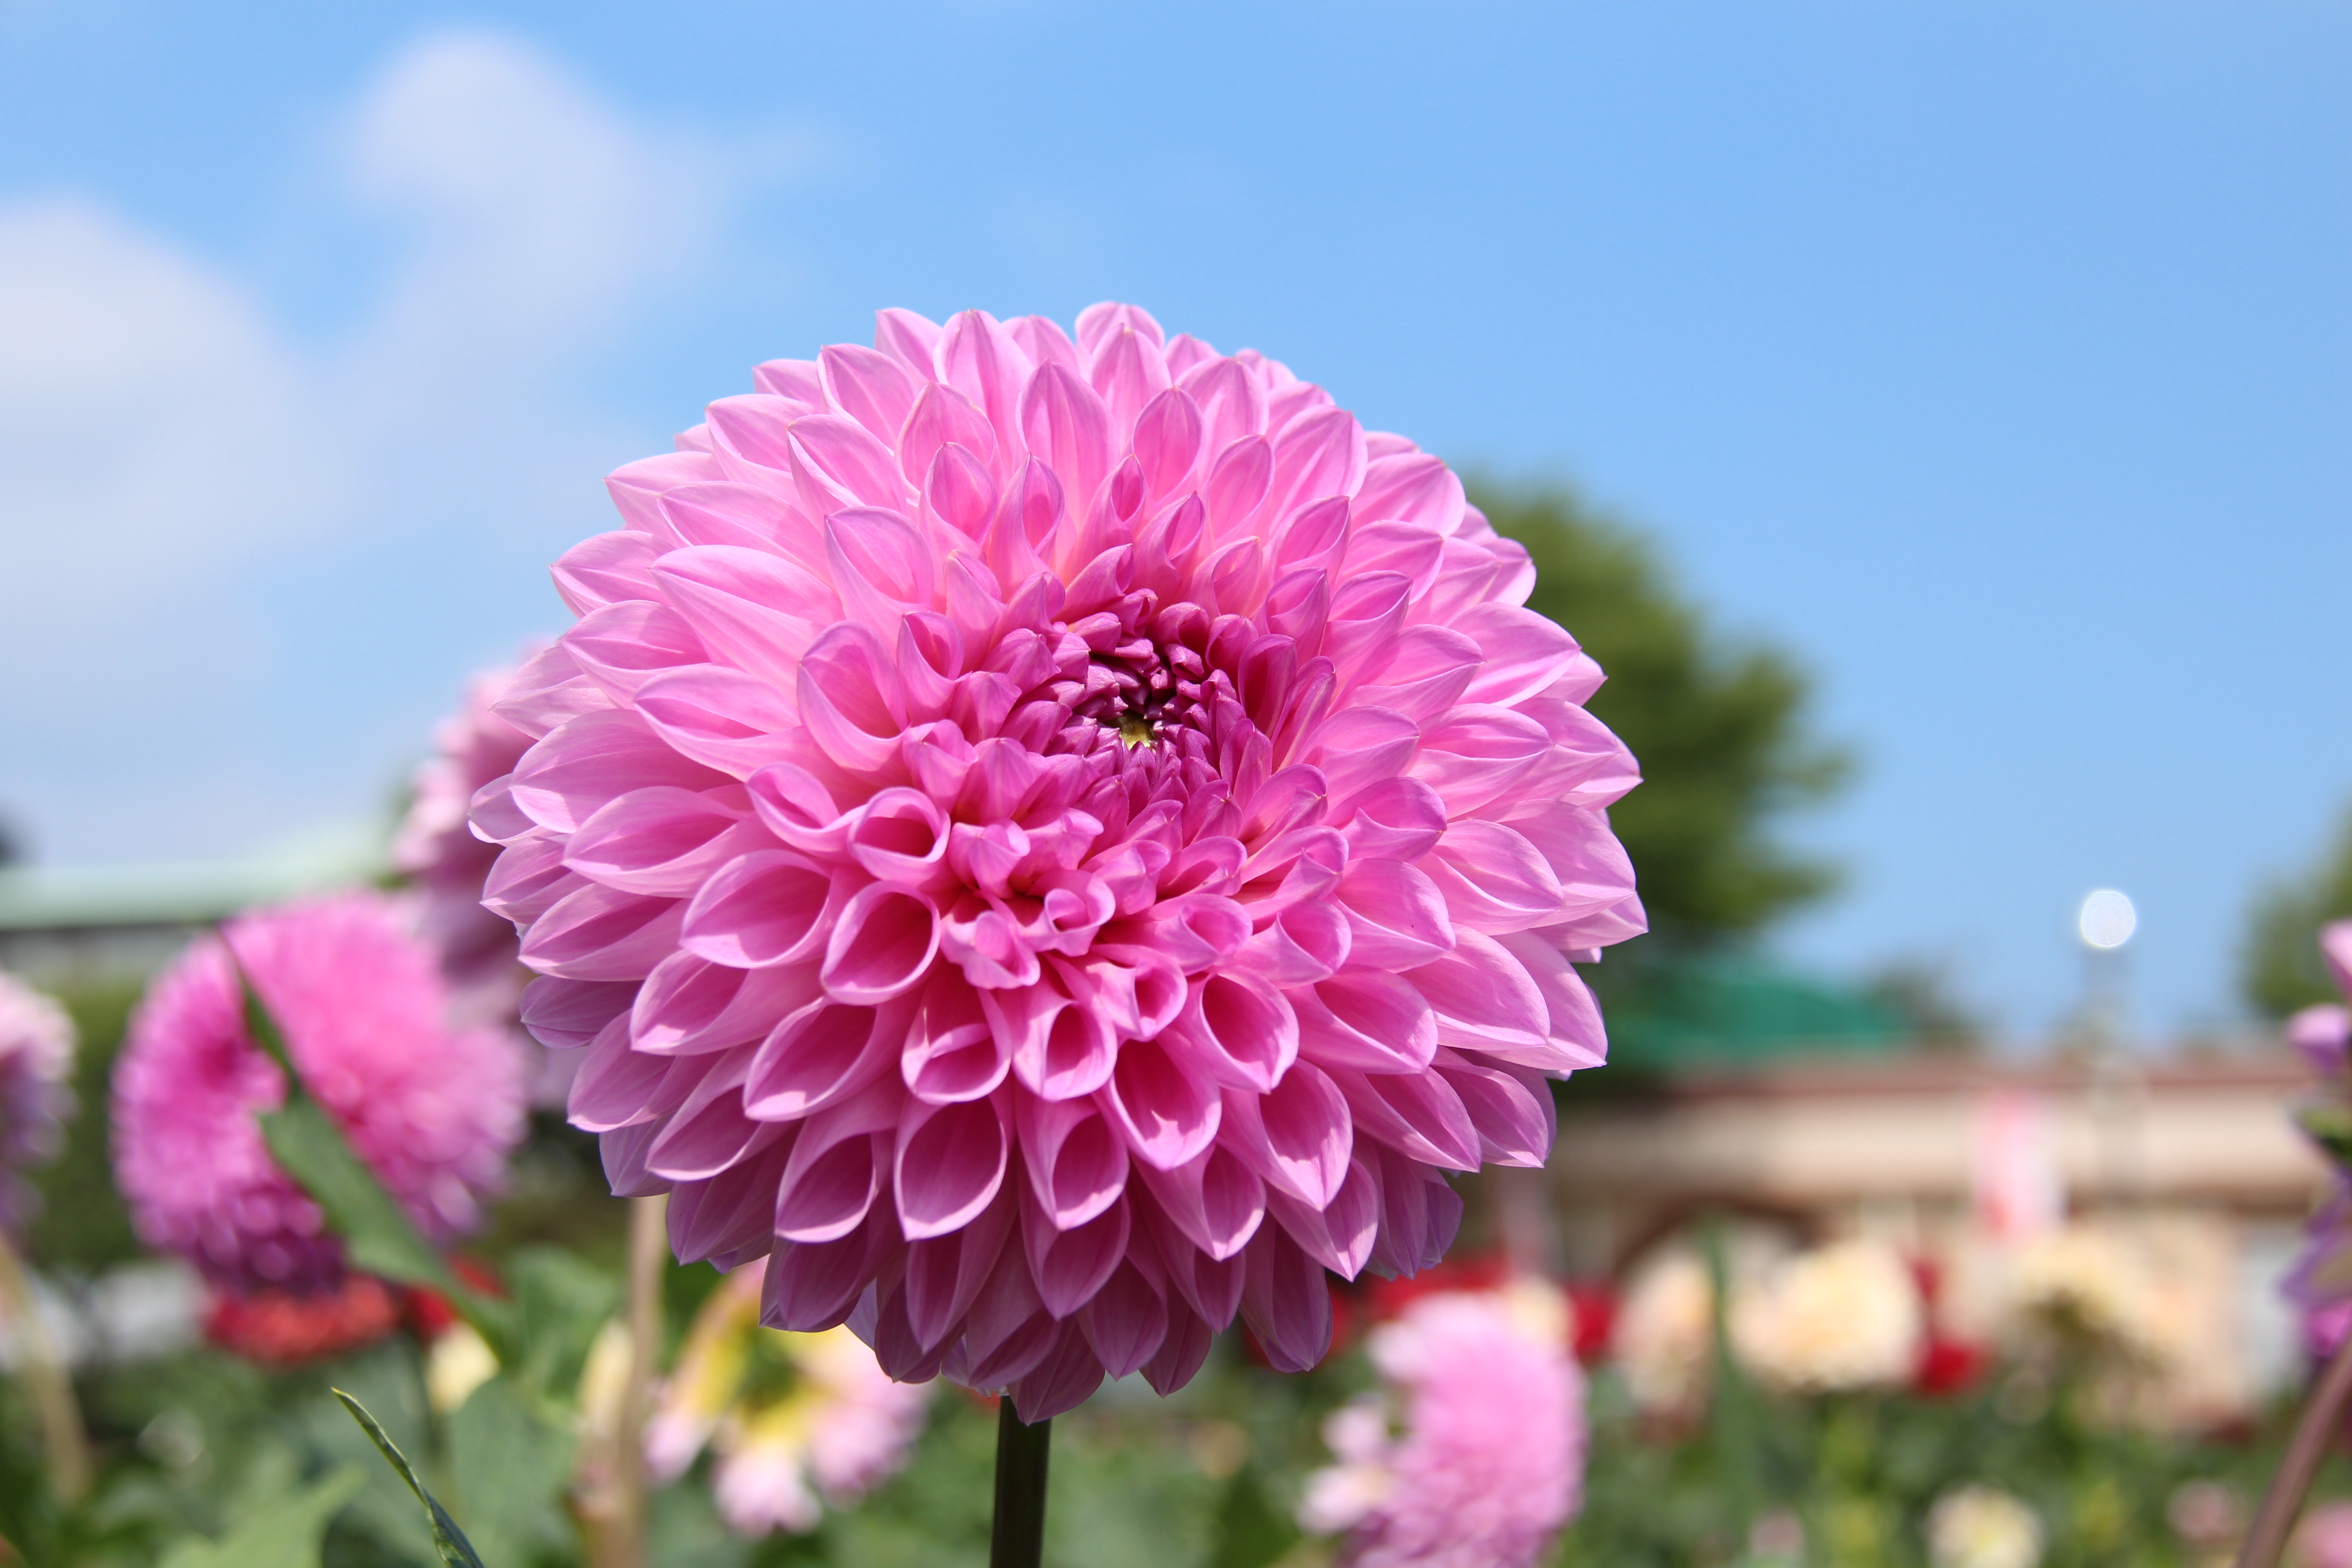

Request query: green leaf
[
  {"left": 1203, "top": 1465, "right": 1298, "bottom": 1568},
  {"left": 232, "top": 963, "right": 517, "bottom": 1358},
  {"left": 2299, "top": 1099, "right": 2352, "bottom": 1171},
  {"left": 154, "top": 1463, "right": 365, "bottom": 1568},
  {"left": 332, "top": 1388, "right": 489, "bottom": 1568},
  {"left": 445, "top": 1375, "right": 576, "bottom": 1567}
]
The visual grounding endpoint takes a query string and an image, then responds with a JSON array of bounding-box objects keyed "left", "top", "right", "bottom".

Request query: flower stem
[
  {"left": 593, "top": 1194, "right": 668, "bottom": 1568},
  {"left": 2237, "top": 1329, "right": 2352, "bottom": 1568},
  {"left": 0, "top": 1226, "right": 88, "bottom": 1503},
  {"left": 989, "top": 1399, "right": 1052, "bottom": 1568}
]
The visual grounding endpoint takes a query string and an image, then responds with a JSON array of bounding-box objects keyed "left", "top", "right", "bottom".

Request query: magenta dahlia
[
  {"left": 112, "top": 892, "right": 527, "bottom": 1294},
  {"left": 2285, "top": 924, "right": 2352, "bottom": 1334},
  {"left": 475, "top": 303, "right": 1643, "bottom": 1417},
  {"left": 0, "top": 971, "right": 75, "bottom": 1235},
  {"left": 395, "top": 655, "right": 540, "bottom": 1004}
]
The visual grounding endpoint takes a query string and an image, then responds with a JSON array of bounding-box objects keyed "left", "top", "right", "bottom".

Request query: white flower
[
  {"left": 1731, "top": 1239, "right": 1922, "bottom": 1394},
  {"left": 1927, "top": 1486, "right": 2043, "bottom": 1568}
]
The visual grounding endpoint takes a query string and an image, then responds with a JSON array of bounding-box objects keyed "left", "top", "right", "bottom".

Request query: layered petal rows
[{"left": 476, "top": 304, "right": 1644, "bottom": 1417}]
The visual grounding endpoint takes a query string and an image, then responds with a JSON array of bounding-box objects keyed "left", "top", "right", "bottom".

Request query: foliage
[
  {"left": 1477, "top": 483, "right": 1850, "bottom": 958},
  {"left": 27, "top": 978, "right": 144, "bottom": 1272},
  {"left": 2244, "top": 800, "right": 2352, "bottom": 1017}
]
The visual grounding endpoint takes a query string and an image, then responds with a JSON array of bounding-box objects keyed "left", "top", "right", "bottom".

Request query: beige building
[{"left": 1545, "top": 1049, "right": 2332, "bottom": 1416}]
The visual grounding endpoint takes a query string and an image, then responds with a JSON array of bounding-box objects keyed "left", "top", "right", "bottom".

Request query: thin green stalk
[
  {"left": 0, "top": 1225, "right": 88, "bottom": 1503},
  {"left": 990, "top": 1400, "right": 1052, "bottom": 1568},
  {"left": 2237, "top": 1330, "right": 2352, "bottom": 1568}
]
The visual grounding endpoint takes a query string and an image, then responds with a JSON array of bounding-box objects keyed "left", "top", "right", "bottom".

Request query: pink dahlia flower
[
  {"left": 1301, "top": 1283, "right": 1586, "bottom": 1567},
  {"left": 475, "top": 304, "right": 1643, "bottom": 1418},
  {"left": 0, "top": 971, "right": 75, "bottom": 1235},
  {"left": 112, "top": 892, "right": 527, "bottom": 1294},
  {"left": 2287, "top": 924, "right": 2352, "bottom": 1335},
  {"left": 394, "top": 655, "right": 541, "bottom": 1003}
]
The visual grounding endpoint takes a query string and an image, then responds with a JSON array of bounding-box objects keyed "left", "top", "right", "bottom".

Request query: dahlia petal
[
  {"left": 826, "top": 507, "right": 934, "bottom": 627},
  {"left": 821, "top": 885, "right": 940, "bottom": 1004},
  {"left": 1006, "top": 313, "right": 1080, "bottom": 374},
  {"left": 668, "top": 1139, "right": 793, "bottom": 1267},
  {"left": 601, "top": 1120, "right": 672, "bottom": 1198},
  {"left": 1174, "top": 970, "right": 1297, "bottom": 1092},
  {"left": 1422, "top": 821, "right": 1567, "bottom": 934},
  {"left": 1239, "top": 1224, "right": 1333, "bottom": 1373},
  {"left": 1303, "top": 708, "right": 1420, "bottom": 816},
  {"left": 902, "top": 1185, "right": 1014, "bottom": 1348},
  {"left": 1076, "top": 301, "right": 1164, "bottom": 357},
  {"left": 566, "top": 785, "right": 764, "bottom": 897},
  {"left": 1205, "top": 435, "right": 1274, "bottom": 531},
  {"left": 798, "top": 623, "right": 909, "bottom": 774},
  {"left": 647, "top": 1053, "right": 773, "bottom": 1181},
  {"left": 1509, "top": 808, "right": 1639, "bottom": 923},
  {"left": 1130, "top": 388, "right": 1203, "bottom": 500},
  {"left": 961, "top": 1243, "right": 1059, "bottom": 1388},
  {"left": 652, "top": 545, "right": 838, "bottom": 689},
  {"left": 819, "top": 343, "right": 919, "bottom": 445},
  {"left": 1021, "top": 1188, "right": 1130, "bottom": 1317},
  {"left": 1138, "top": 1143, "right": 1265, "bottom": 1262},
  {"left": 1089, "top": 322, "right": 1170, "bottom": 437},
  {"left": 990, "top": 980, "right": 1117, "bottom": 1102},
  {"left": 774, "top": 1079, "right": 900, "bottom": 1243},
  {"left": 495, "top": 642, "right": 616, "bottom": 739},
  {"left": 1405, "top": 932, "right": 1550, "bottom": 1058},
  {"left": 1433, "top": 1050, "right": 1556, "bottom": 1169},
  {"left": 1352, "top": 450, "right": 1465, "bottom": 535},
  {"left": 566, "top": 600, "right": 709, "bottom": 702},
  {"left": 1010, "top": 1321, "right": 1108, "bottom": 1422},
  {"left": 1365, "top": 1147, "right": 1463, "bottom": 1279},
  {"left": 744, "top": 762, "right": 851, "bottom": 858},
  {"left": 1015, "top": 1092, "right": 1130, "bottom": 1230},
  {"left": 1267, "top": 1154, "right": 1379, "bottom": 1279},
  {"left": 480, "top": 832, "right": 576, "bottom": 924},
  {"left": 1292, "top": 972, "right": 1437, "bottom": 1075},
  {"left": 1326, "top": 1065, "right": 1480, "bottom": 1173},
  {"left": 1321, "top": 574, "right": 1414, "bottom": 685},
  {"left": 782, "top": 414, "right": 909, "bottom": 514},
  {"left": 608, "top": 449, "right": 725, "bottom": 532},
  {"left": 1081, "top": 1260, "right": 1169, "bottom": 1378},
  {"left": 1016, "top": 363, "right": 1111, "bottom": 529},
  {"left": 1489, "top": 935, "right": 1608, "bottom": 1073},
  {"left": 1139, "top": 1200, "right": 1248, "bottom": 1327},
  {"left": 553, "top": 529, "right": 662, "bottom": 616},
  {"left": 1271, "top": 495, "right": 1352, "bottom": 576},
  {"left": 938, "top": 311, "right": 1032, "bottom": 465},
  {"left": 873, "top": 308, "right": 943, "bottom": 378},
  {"left": 510, "top": 710, "right": 728, "bottom": 834},
  {"left": 1101, "top": 1035, "right": 1222, "bottom": 1171},
  {"left": 519, "top": 883, "right": 684, "bottom": 981},
  {"left": 1141, "top": 1298, "right": 1216, "bottom": 1397},
  {"left": 901, "top": 968, "right": 1007, "bottom": 1104},
  {"left": 1341, "top": 520, "right": 1446, "bottom": 600},
  {"left": 571, "top": 1015, "right": 685, "bottom": 1132},
  {"left": 1336, "top": 776, "right": 1447, "bottom": 862},
  {"left": 1352, "top": 625, "right": 1482, "bottom": 723},
  {"left": 635, "top": 665, "right": 804, "bottom": 779},
  {"left": 653, "top": 482, "right": 810, "bottom": 561},
  {"left": 1452, "top": 603, "right": 1582, "bottom": 709},
  {"left": 519, "top": 976, "right": 638, "bottom": 1051},
  {"left": 744, "top": 993, "right": 909, "bottom": 1121},
  {"left": 764, "top": 1205, "right": 893, "bottom": 1332},
  {"left": 681, "top": 851, "right": 843, "bottom": 969},
  {"left": 1218, "top": 1062, "right": 1352, "bottom": 1208},
  {"left": 1409, "top": 707, "right": 1553, "bottom": 817},
  {"left": 1266, "top": 406, "right": 1366, "bottom": 521},
  {"left": 894, "top": 1094, "right": 1011, "bottom": 1240},
  {"left": 1334, "top": 862, "right": 1455, "bottom": 970},
  {"left": 632, "top": 953, "right": 817, "bottom": 1056},
  {"left": 870, "top": 1280, "right": 954, "bottom": 1384}
]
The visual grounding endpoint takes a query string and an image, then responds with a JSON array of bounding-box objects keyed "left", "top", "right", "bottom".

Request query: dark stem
[
  {"left": 989, "top": 1399, "right": 1052, "bottom": 1568},
  {"left": 2238, "top": 1329, "right": 2352, "bottom": 1568}
]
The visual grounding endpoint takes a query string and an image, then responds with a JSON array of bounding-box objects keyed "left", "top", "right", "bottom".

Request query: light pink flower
[
  {"left": 395, "top": 655, "right": 542, "bottom": 1002},
  {"left": 0, "top": 972, "right": 75, "bottom": 1235},
  {"left": 2298, "top": 1501, "right": 2352, "bottom": 1568},
  {"left": 2287, "top": 924, "right": 2352, "bottom": 1335},
  {"left": 1302, "top": 1284, "right": 1586, "bottom": 1567},
  {"left": 112, "top": 892, "right": 527, "bottom": 1294},
  {"left": 648, "top": 1266, "right": 928, "bottom": 1536},
  {"left": 475, "top": 304, "right": 1643, "bottom": 1416}
]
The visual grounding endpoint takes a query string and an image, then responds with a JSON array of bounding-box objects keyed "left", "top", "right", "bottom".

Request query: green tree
[
  {"left": 2242, "top": 802, "right": 2352, "bottom": 1017},
  {"left": 1475, "top": 482, "right": 1850, "bottom": 959}
]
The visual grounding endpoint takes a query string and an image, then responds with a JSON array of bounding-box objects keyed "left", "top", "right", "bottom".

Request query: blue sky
[{"left": 2, "top": 1, "right": 2346, "bottom": 1040}]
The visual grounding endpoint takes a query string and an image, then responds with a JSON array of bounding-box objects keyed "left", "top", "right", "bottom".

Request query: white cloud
[{"left": 0, "top": 28, "right": 781, "bottom": 866}]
